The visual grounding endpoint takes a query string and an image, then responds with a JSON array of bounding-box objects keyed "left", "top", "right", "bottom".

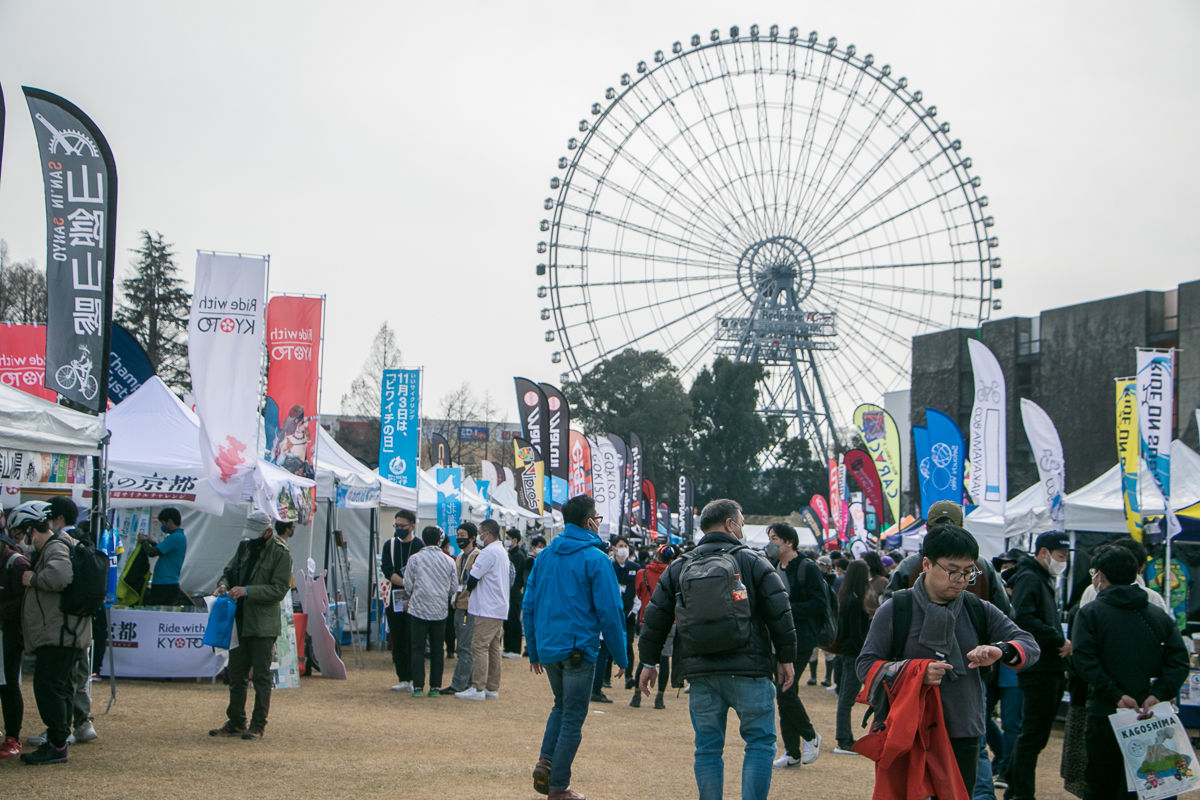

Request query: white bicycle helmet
[{"left": 8, "top": 500, "right": 51, "bottom": 529}]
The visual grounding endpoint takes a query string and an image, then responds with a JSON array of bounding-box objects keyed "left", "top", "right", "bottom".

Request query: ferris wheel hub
[{"left": 737, "top": 236, "right": 816, "bottom": 306}]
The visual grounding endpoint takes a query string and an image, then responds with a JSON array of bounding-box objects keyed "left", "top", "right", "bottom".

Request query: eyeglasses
[
  {"left": 591, "top": 515, "right": 604, "bottom": 524},
  {"left": 934, "top": 561, "right": 981, "bottom": 584}
]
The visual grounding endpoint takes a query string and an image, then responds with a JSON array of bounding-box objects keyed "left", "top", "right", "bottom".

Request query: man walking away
[
  {"left": 525, "top": 494, "right": 628, "bottom": 800},
  {"left": 208, "top": 511, "right": 292, "bottom": 740},
  {"left": 456, "top": 519, "right": 509, "bottom": 700},
  {"left": 1072, "top": 545, "right": 1188, "bottom": 800},
  {"left": 382, "top": 510, "right": 422, "bottom": 691},
  {"left": 404, "top": 526, "right": 458, "bottom": 696},
  {"left": 15, "top": 501, "right": 92, "bottom": 765},
  {"left": 638, "top": 499, "right": 797, "bottom": 800},
  {"left": 449, "top": 523, "right": 479, "bottom": 693},
  {"left": 767, "top": 522, "right": 824, "bottom": 769},
  {"left": 1005, "top": 532, "right": 1071, "bottom": 800}
]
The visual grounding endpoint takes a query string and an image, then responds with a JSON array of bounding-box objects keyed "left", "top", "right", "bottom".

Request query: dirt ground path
[{"left": 2, "top": 651, "right": 1079, "bottom": 799}]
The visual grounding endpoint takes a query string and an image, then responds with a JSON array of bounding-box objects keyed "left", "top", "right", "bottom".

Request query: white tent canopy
[
  {"left": 1064, "top": 439, "right": 1200, "bottom": 534},
  {"left": 313, "top": 425, "right": 379, "bottom": 504},
  {"left": 0, "top": 381, "right": 105, "bottom": 455}
]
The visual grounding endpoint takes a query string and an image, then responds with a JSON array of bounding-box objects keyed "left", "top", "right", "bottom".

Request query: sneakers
[
  {"left": 20, "top": 742, "right": 68, "bottom": 765},
  {"left": 241, "top": 726, "right": 264, "bottom": 740},
  {"left": 532, "top": 757, "right": 553, "bottom": 795},
  {"left": 801, "top": 732, "right": 822, "bottom": 764},
  {"left": 806, "top": 678, "right": 817, "bottom": 686},
  {"left": 427, "top": 688, "right": 441, "bottom": 697},
  {"left": 411, "top": 688, "right": 424, "bottom": 697},
  {"left": 773, "top": 753, "right": 802, "bottom": 769},
  {"left": 391, "top": 680, "right": 413, "bottom": 692},
  {"left": 629, "top": 693, "right": 641, "bottom": 708},
  {"left": 485, "top": 690, "right": 499, "bottom": 700},
  {"left": 455, "top": 687, "right": 486, "bottom": 701},
  {"left": 833, "top": 746, "right": 857, "bottom": 756},
  {"left": 590, "top": 692, "right": 612, "bottom": 704},
  {"left": 27, "top": 729, "right": 74, "bottom": 747},
  {"left": 0, "top": 736, "right": 21, "bottom": 758},
  {"left": 74, "top": 720, "right": 97, "bottom": 743},
  {"left": 826, "top": 684, "right": 838, "bottom": 692},
  {"left": 208, "top": 721, "right": 247, "bottom": 737},
  {"left": 820, "top": 679, "right": 832, "bottom": 687},
  {"left": 653, "top": 694, "right": 666, "bottom": 710},
  {"left": 502, "top": 652, "right": 522, "bottom": 659}
]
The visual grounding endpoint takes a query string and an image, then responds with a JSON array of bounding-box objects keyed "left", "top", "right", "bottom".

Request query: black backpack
[
  {"left": 674, "top": 544, "right": 753, "bottom": 655},
  {"left": 56, "top": 533, "right": 109, "bottom": 618},
  {"left": 794, "top": 559, "right": 838, "bottom": 651}
]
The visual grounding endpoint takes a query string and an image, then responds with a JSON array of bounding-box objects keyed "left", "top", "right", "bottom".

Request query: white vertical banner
[
  {"left": 594, "top": 435, "right": 623, "bottom": 538},
  {"left": 188, "top": 253, "right": 267, "bottom": 502},
  {"left": 1020, "top": 398, "right": 1065, "bottom": 531},
  {"left": 967, "top": 338, "right": 1007, "bottom": 518},
  {"left": 1137, "top": 349, "right": 1180, "bottom": 537}
]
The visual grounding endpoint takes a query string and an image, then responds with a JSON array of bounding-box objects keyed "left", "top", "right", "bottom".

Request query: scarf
[{"left": 911, "top": 573, "right": 967, "bottom": 681}]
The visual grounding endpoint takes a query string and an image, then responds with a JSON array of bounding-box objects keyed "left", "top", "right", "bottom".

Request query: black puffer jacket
[
  {"left": 638, "top": 531, "right": 796, "bottom": 679},
  {"left": 1073, "top": 584, "right": 1188, "bottom": 713},
  {"left": 1008, "top": 555, "right": 1064, "bottom": 673}
]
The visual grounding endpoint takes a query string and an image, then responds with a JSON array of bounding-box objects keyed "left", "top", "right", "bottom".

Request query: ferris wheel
[{"left": 538, "top": 26, "right": 1000, "bottom": 461}]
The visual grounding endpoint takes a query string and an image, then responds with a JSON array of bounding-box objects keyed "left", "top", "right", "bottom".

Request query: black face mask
[{"left": 456, "top": 539, "right": 469, "bottom": 549}]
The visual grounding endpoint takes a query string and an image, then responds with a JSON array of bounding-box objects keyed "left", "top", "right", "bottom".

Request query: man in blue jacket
[{"left": 524, "top": 494, "right": 628, "bottom": 800}]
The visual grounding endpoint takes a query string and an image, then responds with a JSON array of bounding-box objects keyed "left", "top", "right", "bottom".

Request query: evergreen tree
[{"left": 116, "top": 231, "right": 191, "bottom": 393}]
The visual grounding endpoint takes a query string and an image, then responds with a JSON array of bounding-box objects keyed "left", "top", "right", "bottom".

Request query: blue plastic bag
[{"left": 202, "top": 595, "right": 237, "bottom": 649}]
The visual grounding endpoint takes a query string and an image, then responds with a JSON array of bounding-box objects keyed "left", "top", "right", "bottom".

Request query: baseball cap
[
  {"left": 927, "top": 500, "right": 964, "bottom": 528},
  {"left": 1034, "top": 531, "right": 1070, "bottom": 553}
]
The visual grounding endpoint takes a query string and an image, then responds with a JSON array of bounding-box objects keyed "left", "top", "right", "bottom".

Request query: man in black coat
[
  {"left": 638, "top": 499, "right": 796, "bottom": 800},
  {"left": 503, "top": 529, "right": 527, "bottom": 658},
  {"left": 767, "top": 522, "right": 825, "bottom": 769},
  {"left": 1073, "top": 544, "right": 1188, "bottom": 800},
  {"left": 1005, "top": 531, "right": 1071, "bottom": 800}
]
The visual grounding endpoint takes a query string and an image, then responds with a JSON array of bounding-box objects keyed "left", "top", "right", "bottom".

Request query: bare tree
[
  {"left": 423, "top": 382, "right": 487, "bottom": 467},
  {"left": 0, "top": 240, "right": 47, "bottom": 324},
  {"left": 335, "top": 322, "right": 403, "bottom": 464}
]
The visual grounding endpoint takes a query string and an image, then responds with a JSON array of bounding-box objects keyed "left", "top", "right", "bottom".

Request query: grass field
[{"left": 1, "top": 650, "right": 1080, "bottom": 799}]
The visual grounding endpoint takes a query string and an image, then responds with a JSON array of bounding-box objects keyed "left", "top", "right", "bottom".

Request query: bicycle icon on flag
[{"left": 54, "top": 345, "right": 99, "bottom": 401}]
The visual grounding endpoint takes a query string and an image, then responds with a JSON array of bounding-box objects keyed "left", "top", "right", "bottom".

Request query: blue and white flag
[
  {"left": 1137, "top": 349, "right": 1180, "bottom": 537},
  {"left": 476, "top": 479, "right": 491, "bottom": 520},
  {"left": 436, "top": 467, "right": 463, "bottom": 544},
  {"left": 921, "top": 409, "right": 966, "bottom": 518},
  {"left": 379, "top": 368, "right": 420, "bottom": 490},
  {"left": 1020, "top": 399, "right": 1065, "bottom": 531}
]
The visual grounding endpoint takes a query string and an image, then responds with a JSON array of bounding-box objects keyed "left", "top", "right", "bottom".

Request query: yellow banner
[
  {"left": 1115, "top": 379, "right": 1142, "bottom": 541},
  {"left": 853, "top": 404, "right": 901, "bottom": 527},
  {"left": 514, "top": 439, "right": 544, "bottom": 516}
]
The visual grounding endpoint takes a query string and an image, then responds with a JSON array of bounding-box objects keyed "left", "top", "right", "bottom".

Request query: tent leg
[{"left": 104, "top": 605, "right": 117, "bottom": 713}]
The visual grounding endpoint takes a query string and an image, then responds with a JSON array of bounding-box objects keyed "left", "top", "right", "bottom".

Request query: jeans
[
  {"left": 689, "top": 674, "right": 777, "bottom": 800},
  {"left": 226, "top": 636, "right": 275, "bottom": 730},
  {"left": 386, "top": 607, "right": 412, "bottom": 682},
  {"left": 32, "top": 646, "right": 80, "bottom": 748},
  {"left": 409, "top": 616, "right": 446, "bottom": 690},
  {"left": 994, "top": 684, "right": 1023, "bottom": 780},
  {"left": 779, "top": 647, "right": 817, "bottom": 757},
  {"left": 539, "top": 658, "right": 595, "bottom": 792},
  {"left": 835, "top": 654, "right": 862, "bottom": 747},
  {"left": 1005, "top": 671, "right": 1064, "bottom": 800},
  {"left": 70, "top": 645, "right": 92, "bottom": 728},
  {"left": 974, "top": 734, "right": 996, "bottom": 800},
  {"left": 449, "top": 610, "right": 474, "bottom": 691}
]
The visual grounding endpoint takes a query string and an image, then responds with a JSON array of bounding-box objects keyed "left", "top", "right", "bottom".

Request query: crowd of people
[{"left": 0, "top": 491, "right": 1190, "bottom": 800}]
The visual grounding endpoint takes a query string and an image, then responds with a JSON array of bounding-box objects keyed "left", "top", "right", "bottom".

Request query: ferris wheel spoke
[
  {"left": 713, "top": 42, "right": 775, "bottom": 240},
  {"left": 820, "top": 274, "right": 966, "bottom": 301},
  {"left": 803, "top": 130, "right": 949, "bottom": 252},
  {"left": 666, "top": 291, "right": 749, "bottom": 374},
  {"left": 797, "top": 115, "right": 927, "bottom": 246},
  {"left": 789, "top": 46, "right": 836, "bottom": 237},
  {"left": 811, "top": 281, "right": 944, "bottom": 334},
  {"left": 807, "top": 174, "right": 982, "bottom": 261},
  {"left": 750, "top": 40, "right": 779, "bottom": 234},
  {"left": 559, "top": 278, "right": 740, "bottom": 335},
  {"left": 555, "top": 272, "right": 741, "bottom": 291},
  {"left": 809, "top": 221, "right": 976, "bottom": 265},
  {"left": 557, "top": 199, "right": 734, "bottom": 265}
]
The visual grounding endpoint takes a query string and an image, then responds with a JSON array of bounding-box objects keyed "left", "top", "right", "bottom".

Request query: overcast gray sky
[{"left": 2, "top": 0, "right": 1197, "bottom": 422}]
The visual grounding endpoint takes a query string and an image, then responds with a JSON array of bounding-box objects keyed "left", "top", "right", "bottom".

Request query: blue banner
[
  {"left": 476, "top": 479, "right": 491, "bottom": 520},
  {"left": 379, "top": 368, "right": 420, "bottom": 488},
  {"left": 436, "top": 467, "right": 463, "bottom": 547},
  {"left": 108, "top": 324, "right": 154, "bottom": 405},
  {"left": 917, "top": 409, "right": 966, "bottom": 519}
]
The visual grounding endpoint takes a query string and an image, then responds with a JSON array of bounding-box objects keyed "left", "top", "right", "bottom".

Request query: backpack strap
[
  {"left": 963, "top": 591, "right": 988, "bottom": 647},
  {"left": 890, "top": 590, "right": 913, "bottom": 661}
]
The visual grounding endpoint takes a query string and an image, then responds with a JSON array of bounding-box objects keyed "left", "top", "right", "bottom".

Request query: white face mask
[
  {"left": 615, "top": 547, "right": 629, "bottom": 559},
  {"left": 1047, "top": 558, "right": 1068, "bottom": 577},
  {"left": 476, "top": 535, "right": 486, "bottom": 548},
  {"left": 504, "top": 540, "right": 515, "bottom": 549}
]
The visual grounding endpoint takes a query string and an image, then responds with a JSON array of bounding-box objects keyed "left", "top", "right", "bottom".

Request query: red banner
[
  {"left": 810, "top": 494, "right": 829, "bottom": 534},
  {"left": 0, "top": 324, "right": 57, "bottom": 402},
  {"left": 643, "top": 478, "right": 657, "bottom": 532},
  {"left": 265, "top": 297, "right": 322, "bottom": 479},
  {"left": 568, "top": 430, "right": 592, "bottom": 497},
  {"left": 843, "top": 449, "right": 884, "bottom": 534}
]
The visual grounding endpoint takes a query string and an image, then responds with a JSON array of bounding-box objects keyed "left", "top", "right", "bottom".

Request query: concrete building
[{"left": 908, "top": 279, "right": 1199, "bottom": 509}]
